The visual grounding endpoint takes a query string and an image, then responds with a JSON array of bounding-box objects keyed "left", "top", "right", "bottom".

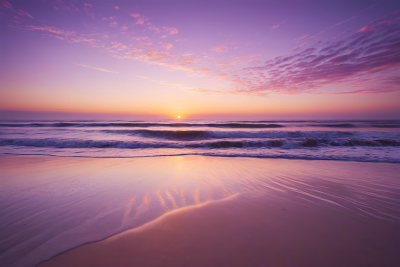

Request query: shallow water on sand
[{"left": 1, "top": 155, "right": 400, "bottom": 266}]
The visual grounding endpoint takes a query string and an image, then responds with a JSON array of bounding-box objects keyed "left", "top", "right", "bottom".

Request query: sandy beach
[{"left": 1, "top": 155, "right": 400, "bottom": 267}]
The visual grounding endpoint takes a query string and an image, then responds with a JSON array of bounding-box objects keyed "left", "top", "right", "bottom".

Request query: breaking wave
[
  {"left": 104, "top": 129, "right": 356, "bottom": 140},
  {"left": 1, "top": 137, "right": 399, "bottom": 149}
]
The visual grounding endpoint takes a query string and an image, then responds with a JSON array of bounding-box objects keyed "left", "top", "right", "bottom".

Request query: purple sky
[{"left": 1, "top": 0, "right": 400, "bottom": 120}]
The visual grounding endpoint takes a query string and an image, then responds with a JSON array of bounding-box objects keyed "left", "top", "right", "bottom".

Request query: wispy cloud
[
  {"left": 130, "top": 14, "right": 149, "bottom": 25},
  {"left": 83, "top": 3, "right": 94, "bottom": 19},
  {"left": 271, "top": 21, "right": 286, "bottom": 30},
  {"left": 114, "top": 6, "right": 119, "bottom": 10},
  {"left": 25, "top": 25, "right": 75, "bottom": 36},
  {"left": 236, "top": 14, "right": 400, "bottom": 95},
  {"left": 212, "top": 45, "right": 228, "bottom": 53},
  {"left": 294, "top": 34, "right": 309, "bottom": 41},
  {"left": 73, "top": 63, "right": 118, "bottom": 73},
  {"left": 2, "top": 1, "right": 13, "bottom": 9},
  {"left": 162, "top": 26, "right": 178, "bottom": 35}
]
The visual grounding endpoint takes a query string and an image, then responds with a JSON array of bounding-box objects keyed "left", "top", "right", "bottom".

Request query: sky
[{"left": 0, "top": 0, "right": 400, "bottom": 120}]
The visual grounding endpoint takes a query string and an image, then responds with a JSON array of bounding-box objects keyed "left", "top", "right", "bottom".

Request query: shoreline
[
  {"left": 1, "top": 152, "right": 400, "bottom": 164},
  {"left": 1, "top": 155, "right": 400, "bottom": 266}
]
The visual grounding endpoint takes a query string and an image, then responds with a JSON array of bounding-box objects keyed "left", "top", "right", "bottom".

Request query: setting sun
[{"left": 178, "top": 116, "right": 181, "bottom": 119}]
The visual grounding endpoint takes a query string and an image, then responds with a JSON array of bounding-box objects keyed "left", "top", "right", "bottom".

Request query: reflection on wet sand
[
  {"left": 1, "top": 155, "right": 400, "bottom": 267},
  {"left": 39, "top": 191, "right": 400, "bottom": 267}
]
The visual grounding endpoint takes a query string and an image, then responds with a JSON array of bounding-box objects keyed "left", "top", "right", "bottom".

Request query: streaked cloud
[
  {"left": 295, "top": 34, "right": 309, "bottom": 41},
  {"left": 83, "top": 3, "right": 94, "bottom": 19},
  {"left": 73, "top": 63, "right": 119, "bottom": 73},
  {"left": 2, "top": 1, "right": 13, "bottom": 9},
  {"left": 236, "top": 15, "right": 400, "bottom": 95},
  {"left": 271, "top": 21, "right": 286, "bottom": 30}
]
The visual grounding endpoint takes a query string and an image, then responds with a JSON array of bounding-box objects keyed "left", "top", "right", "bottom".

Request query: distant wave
[
  {"left": 2, "top": 121, "right": 400, "bottom": 128},
  {"left": 104, "top": 129, "right": 355, "bottom": 140},
  {"left": 370, "top": 124, "right": 400, "bottom": 128},
  {"left": 1, "top": 137, "right": 399, "bottom": 149},
  {"left": 307, "top": 123, "right": 358, "bottom": 128},
  {"left": 0, "top": 122, "right": 285, "bottom": 129}
]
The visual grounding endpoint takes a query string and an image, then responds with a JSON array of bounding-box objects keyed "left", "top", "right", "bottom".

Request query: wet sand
[
  {"left": 0, "top": 155, "right": 400, "bottom": 266},
  {"left": 40, "top": 192, "right": 400, "bottom": 267}
]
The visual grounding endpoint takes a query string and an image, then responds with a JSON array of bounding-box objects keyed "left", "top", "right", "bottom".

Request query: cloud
[
  {"left": 130, "top": 14, "right": 149, "bottom": 25},
  {"left": 73, "top": 63, "right": 118, "bottom": 73},
  {"left": 114, "top": 6, "right": 119, "bottom": 10},
  {"left": 165, "top": 43, "right": 173, "bottom": 50},
  {"left": 25, "top": 25, "right": 75, "bottom": 36},
  {"left": 83, "top": 3, "right": 94, "bottom": 19},
  {"left": 271, "top": 21, "right": 285, "bottom": 30},
  {"left": 101, "top": 16, "right": 113, "bottom": 20},
  {"left": 236, "top": 15, "right": 400, "bottom": 95},
  {"left": 139, "top": 50, "right": 175, "bottom": 61},
  {"left": 148, "top": 23, "right": 160, "bottom": 33},
  {"left": 212, "top": 45, "right": 228, "bottom": 53},
  {"left": 109, "top": 21, "right": 117, "bottom": 27},
  {"left": 313, "top": 16, "right": 359, "bottom": 37},
  {"left": 163, "top": 26, "right": 178, "bottom": 34},
  {"left": 21, "top": 24, "right": 98, "bottom": 47},
  {"left": 16, "top": 10, "right": 33, "bottom": 18},
  {"left": 2, "top": 1, "right": 13, "bottom": 9},
  {"left": 294, "top": 34, "right": 309, "bottom": 41}
]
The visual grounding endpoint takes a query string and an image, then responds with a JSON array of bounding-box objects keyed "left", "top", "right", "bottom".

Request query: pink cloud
[
  {"left": 148, "top": 23, "right": 160, "bottom": 33},
  {"left": 74, "top": 63, "right": 118, "bottom": 73},
  {"left": 2, "top": 0, "right": 12, "bottom": 9},
  {"left": 140, "top": 50, "right": 175, "bottom": 61},
  {"left": 109, "top": 21, "right": 117, "bottom": 27},
  {"left": 83, "top": 3, "right": 94, "bottom": 19},
  {"left": 25, "top": 25, "right": 75, "bottom": 36},
  {"left": 129, "top": 14, "right": 151, "bottom": 25},
  {"left": 114, "top": 6, "right": 119, "bottom": 10},
  {"left": 295, "top": 34, "right": 309, "bottom": 41},
  {"left": 164, "top": 43, "right": 173, "bottom": 50},
  {"left": 236, "top": 16, "right": 400, "bottom": 95},
  {"left": 271, "top": 21, "right": 285, "bottom": 30},
  {"left": 212, "top": 46, "right": 228, "bottom": 53},
  {"left": 16, "top": 10, "right": 33, "bottom": 18},
  {"left": 163, "top": 26, "right": 178, "bottom": 34},
  {"left": 132, "top": 36, "right": 149, "bottom": 41},
  {"left": 160, "top": 35, "right": 167, "bottom": 38}
]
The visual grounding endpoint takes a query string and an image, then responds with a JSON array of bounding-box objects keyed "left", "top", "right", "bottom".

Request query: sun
[{"left": 177, "top": 115, "right": 181, "bottom": 119}]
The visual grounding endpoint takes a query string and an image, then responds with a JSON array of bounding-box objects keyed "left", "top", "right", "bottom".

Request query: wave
[
  {"left": 103, "top": 129, "right": 357, "bottom": 140},
  {"left": 0, "top": 122, "right": 285, "bottom": 128},
  {"left": 307, "top": 123, "right": 358, "bottom": 128},
  {"left": 2, "top": 122, "right": 400, "bottom": 129},
  {"left": 1, "top": 137, "right": 399, "bottom": 149}
]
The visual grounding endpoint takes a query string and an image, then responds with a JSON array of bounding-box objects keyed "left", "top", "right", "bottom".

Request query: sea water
[{"left": 1, "top": 119, "right": 399, "bottom": 162}]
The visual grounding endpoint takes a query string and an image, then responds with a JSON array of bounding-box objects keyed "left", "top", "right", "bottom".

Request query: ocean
[{"left": 1, "top": 119, "right": 399, "bottom": 162}]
